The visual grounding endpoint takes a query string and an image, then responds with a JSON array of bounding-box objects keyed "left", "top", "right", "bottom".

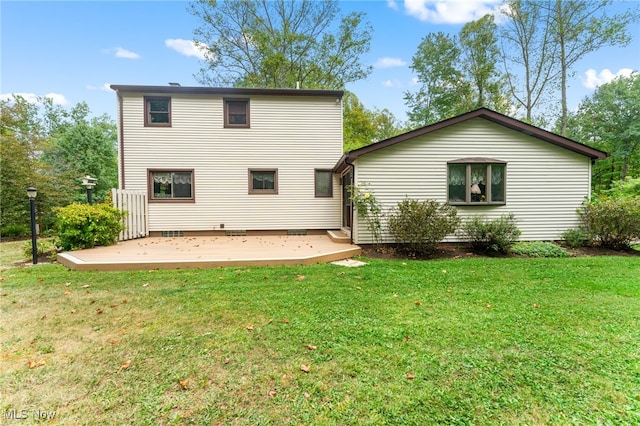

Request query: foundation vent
[
  {"left": 225, "top": 230, "right": 247, "bottom": 236},
  {"left": 162, "top": 230, "right": 184, "bottom": 238},
  {"left": 287, "top": 229, "right": 308, "bottom": 236}
]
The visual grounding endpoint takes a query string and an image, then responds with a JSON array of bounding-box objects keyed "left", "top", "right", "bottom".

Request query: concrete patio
[{"left": 57, "top": 233, "right": 361, "bottom": 271}]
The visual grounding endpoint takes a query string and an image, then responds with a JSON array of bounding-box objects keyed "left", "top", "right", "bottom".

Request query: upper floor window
[
  {"left": 148, "top": 169, "right": 194, "bottom": 202},
  {"left": 144, "top": 97, "right": 171, "bottom": 127},
  {"left": 448, "top": 159, "right": 506, "bottom": 205},
  {"left": 224, "top": 98, "right": 250, "bottom": 128},
  {"left": 249, "top": 169, "right": 277, "bottom": 194},
  {"left": 315, "top": 169, "right": 333, "bottom": 197}
]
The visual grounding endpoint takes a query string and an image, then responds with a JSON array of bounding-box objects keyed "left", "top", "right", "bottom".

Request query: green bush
[
  {"left": 22, "top": 239, "right": 57, "bottom": 261},
  {"left": 387, "top": 198, "right": 460, "bottom": 255},
  {"left": 561, "top": 228, "right": 590, "bottom": 248},
  {"left": 460, "top": 213, "right": 521, "bottom": 254},
  {"left": 578, "top": 196, "right": 640, "bottom": 250},
  {"left": 1, "top": 224, "right": 29, "bottom": 238},
  {"left": 511, "top": 241, "right": 570, "bottom": 258},
  {"left": 55, "top": 203, "right": 124, "bottom": 251}
]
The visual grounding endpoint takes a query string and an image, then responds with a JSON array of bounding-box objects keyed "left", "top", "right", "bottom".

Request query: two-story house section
[{"left": 110, "top": 84, "right": 345, "bottom": 236}]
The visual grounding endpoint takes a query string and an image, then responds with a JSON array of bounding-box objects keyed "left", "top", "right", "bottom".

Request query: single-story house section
[{"left": 334, "top": 108, "right": 608, "bottom": 244}]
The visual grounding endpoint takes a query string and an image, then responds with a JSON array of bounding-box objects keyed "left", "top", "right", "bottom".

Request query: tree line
[{"left": 1, "top": 97, "right": 117, "bottom": 236}]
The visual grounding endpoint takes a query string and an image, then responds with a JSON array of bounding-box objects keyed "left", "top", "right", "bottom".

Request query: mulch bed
[{"left": 361, "top": 242, "right": 640, "bottom": 261}]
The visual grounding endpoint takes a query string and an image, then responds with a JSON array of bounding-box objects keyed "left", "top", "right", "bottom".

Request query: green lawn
[{"left": 1, "top": 256, "right": 639, "bottom": 424}]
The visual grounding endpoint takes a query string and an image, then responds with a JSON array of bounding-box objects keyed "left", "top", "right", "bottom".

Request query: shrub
[
  {"left": 511, "top": 241, "right": 569, "bottom": 258},
  {"left": 561, "top": 228, "right": 590, "bottom": 248},
  {"left": 55, "top": 203, "right": 124, "bottom": 251},
  {"left": 387, "top": 198, "right": 460, "bottom": 255},
  {"left": 1, "top": 225, "right": 29, "bottom": 239},
  {"left": 22, "top": 239, "right": 58, "bottom": 261},
  {"left": 460, "top": 213, "right": 521, "bottom": 254},
  {"left": 348, "top": 184, "right": 383, "bottom": 246},
  {"left": 578, "top": 196, "right": 640, "bottom": 250}
]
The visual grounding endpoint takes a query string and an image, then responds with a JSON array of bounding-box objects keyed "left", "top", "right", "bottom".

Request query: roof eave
[{"left": 109, "top": 84, "right": 344, "bottom": 98}]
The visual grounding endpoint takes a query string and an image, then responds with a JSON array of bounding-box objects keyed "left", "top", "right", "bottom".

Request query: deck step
[{"left": 327, "top": 230, "right": 351, "bottom": 244}]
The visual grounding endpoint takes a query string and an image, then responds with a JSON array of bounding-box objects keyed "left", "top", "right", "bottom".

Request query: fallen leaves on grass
[
  {"left": 28, "top": 359, "right": 46, "bottom": 369},
  {"left": 296, "top": 275, "right": 306, "bottom": 281},
  {"left": 268, "top": 389, "right": 277, "bottom": 397},
  {"left": 307, "top": 345, "right": 317, "bottom": 351},
  {"left": 246, "top": 324, "right": 254, "bottom": 331},
  {"left": 415, "top": 300, "right": 422, "bottom": 306},
  {"left": 406, "top": 373, "right": 415, "bottom": 380},
  {"left": 118, "top": 360, "right": 132, "bottom": 371},
  {"left": 533, "top": 303, "right": 540, "bottom": 309},
  {"left": 178, "top": 377, "right": 190, "bottom": 390},
  {"left": 64, "top": 290, "right": 71, "bottom": 295},
  {"left": 300, "top": 364, "right": 311, "bottom": 373}
]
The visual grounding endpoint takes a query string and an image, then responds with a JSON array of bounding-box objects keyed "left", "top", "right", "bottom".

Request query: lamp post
[
  {"left": 82, "top": 175, "right": 97, "bottom": 204},
  {"left": 27, "top": 187, "right": 38, "bottom": 265}
]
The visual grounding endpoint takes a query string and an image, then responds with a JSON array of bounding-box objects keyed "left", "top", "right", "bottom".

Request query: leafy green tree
[
  {"left": 406, "top": 16, "right": 510, "bottom": 127},
  {"left": 190, "top": 0, "right": 373, "bottom": 89},
  {"left": 42, "top": 120, "right": 118, "bottom": 202},
  {"left": 0, "top": 97, "right": 69, "bottom": 233},
  {"left": 343, "top": 92, "right": 405, "bottom": 152},
  {"left": 459, "top": 14, "right": 510, "bottom": 112},
  {"left": 1, "top": 96, "right": 118, "bottom": 235},
  {"left": 565, "top": 73, "right": 640, "bottom": 189},
  {"left": 405, "top": 32, "right": 472, "bottom": 127},
  {"left": 545, "top": 0, "right": 638, "bottom": 135}
]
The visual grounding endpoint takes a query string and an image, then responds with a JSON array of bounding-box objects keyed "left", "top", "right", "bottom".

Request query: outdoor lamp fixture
[
  {"left": 82, "top": 175, "right": 97, "bottom": 204},
  {"left": 27, "top": 187, "right": 38, "bottom": 265}
]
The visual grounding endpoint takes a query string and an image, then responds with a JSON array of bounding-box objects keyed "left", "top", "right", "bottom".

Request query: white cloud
[
  {"left": 387, "top": 0, "right": 399, "bottom": 11},
  {"left": 375, "top": 57, "right": 407, "bottom": 69},
  {"left": 581, "top": 68, "right": 634, "bottom": 90},
  {"left": 110, "top": 47, "right": 140, "bottom": 59},
  {"left": 165, "top": 38, "right": 208, "bottom": 60},
  {"left": 0, "top": 92, "right": 68, "bottom": 105},
  {"left": 403, "top": 0, "right": 502, "bottom": 24},
  {"left": 85, "top": 83, "right": 113, "bottom": 92}
]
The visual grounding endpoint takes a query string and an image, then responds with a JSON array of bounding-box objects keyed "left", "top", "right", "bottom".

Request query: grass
[{"left": 1, "top": 256, "right": 639, "bottom": 424}]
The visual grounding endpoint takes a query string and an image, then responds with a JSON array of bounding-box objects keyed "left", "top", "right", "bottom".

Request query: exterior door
[{"left": 341, "top": 171, "right": 352, "bottom": 229}]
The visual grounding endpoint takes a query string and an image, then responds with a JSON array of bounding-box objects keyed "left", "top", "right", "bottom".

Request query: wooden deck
[{"left": 57, "top": 234, "right": 361, "bottom": 271}]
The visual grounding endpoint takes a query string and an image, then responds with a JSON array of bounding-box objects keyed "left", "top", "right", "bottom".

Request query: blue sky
[{"left": 2, "top": 0, "right": 639, "bottom": 123}]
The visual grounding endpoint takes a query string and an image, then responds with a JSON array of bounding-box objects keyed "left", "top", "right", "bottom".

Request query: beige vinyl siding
[
  {"left": 352, "top": 118, "right": 592, "bottom": 244},
  {"left": 120, "top": 93, "right": 342, "bottom": 232}
]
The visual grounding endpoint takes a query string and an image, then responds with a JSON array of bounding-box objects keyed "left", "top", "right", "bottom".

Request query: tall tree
[
  {"left": 459, "top": 14, "right": 509, "bottom": 112},
  {"left": 190, "top": 0, "right": 373, "bottom": 89},
  {"left": 343, "top": 92, "right": 404, "bottom": 152},
  {"left": 404, "top": 32, "right": 473, "bottom": 127},
  {"left": 544, "top": 0, "right": 638, "bottom": 135},
  {"left": 500, "top": 0, "right": 559, "bottom": 123},
  {"left": 565, "top": 73, "right": 640, "bottom": 189},
  {"left": 0, "top": 97, "right": 69, "bottom": 232}
]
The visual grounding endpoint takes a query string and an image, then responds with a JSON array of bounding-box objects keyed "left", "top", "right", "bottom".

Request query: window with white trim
[{"left": 448, "top": 160, "right": 505, "bottom": 205}]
